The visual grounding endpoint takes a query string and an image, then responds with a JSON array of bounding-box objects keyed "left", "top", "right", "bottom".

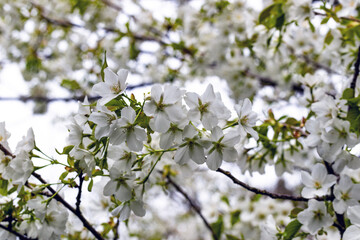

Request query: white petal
[
  {"left": 206, "top": 150, "right": 222, "bottom": 170},
  {"left": 163, "top": 85, "right": 181, "bottom": 104},
  {"left": 116, "top": 185, "right": 132, "bottom": 202},
  {"left": 343, "top": 225, "right": 360, "bottom": 240},
  {"left": 151, "top": 84, "right": 163, "bottom": 102},
  {"left": 121, "top": 107, "right": 136, "bottom": 123},
  {"left": 201, "top": 84, "right": 216, "bottom": 102},
  {"left": 174, "top": 146, "right": 190, "bottom": 165},
  {"left": 130, "top": 201, "right": 146, "bottom": 217},
  {"left": 150, "top": 112, "right": 170, "bottom": 133},
  {"left": 190, "top": 145, "right": 205, "bottom": 164},
  {"left": 348, "top": 206, "right": 360, "bottom": 226},
  {"left": 104, "top": 68, "right": 118, "bottom": 85}
]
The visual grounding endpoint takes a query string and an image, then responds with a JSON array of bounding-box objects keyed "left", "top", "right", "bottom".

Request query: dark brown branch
[
  {"left": 350, "top": 45, "right": 360, "bottom": 92},
  {"left": 313, "top": 11, "right": 360, "bottom": 23},
  {"left": 31, "top": 172, "right": 104, "bottom": 240},
  {"left": 75, "top": 172, "right": 84, "bottom": 213},
  {"left": 165, "top": 175, "right": 218, "bottom": 240},
  {"left": 113, "top": 217, "right": 120, "bottom": 240},
  {"left": 0, "top": 144, "right": 15, "bottom": 158},
  {"left": 0, "top": 224, "right": 33, "bottom": 240},
  {"left": 101, "top": 0, "right": 123, "bottom": 11},
  {"left": 216, "top": 168, "right": 334, "bottom": 202}
]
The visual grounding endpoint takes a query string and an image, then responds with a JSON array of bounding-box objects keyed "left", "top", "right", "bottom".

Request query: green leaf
[
  {"left": 56, "top": 145, "right": 74, "bottom": 155},
  {"left": 88, "top": 178, "right": 93, "bottom": 192},
  {"left": 230, "top": 210, "right": 241, "bottom": 226},
  {"left": 0, "top": 179, "right": 8, "bottom": 196},
  {"left": 285, "top": 117, "right": 299, "bottom": 126},
  {"left": 60, "top": 171, "right": 69, "bottom": 180},
  {"left": 61, "top": 79, "right": 81, "bottom": 91},
  {"left": 101, "top": 51, "right": 108, "bottom": 82},
  {"left": 259, "top": 3, "right": 285, "bottom": 30},
  {"left": 283, "top": 219, "right": 302, "bottom": 240},
  {"left": 226, "top": 234, "right": 241, "bottom": 240},
  {"left": 289, "top": 207, "right": 303, "bottom": 218},
  {"left": 211, "top": 215, "right": 224, "bottom": 239},
  {"left": 342, "top": 88, "right": 355, "bottom": 99},
  {"left": 324, "top": 30, "right": 334, "bottom": 45}
]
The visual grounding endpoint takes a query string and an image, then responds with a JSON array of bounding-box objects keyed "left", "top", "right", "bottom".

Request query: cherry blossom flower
[
  {"left": 159, "top": 118, "right": 188, "bottom": 150},
  {"left": 2, "top": 150, "right": 33, "bottom": 186},
  {"left": 143, "top": 84, "right": 185, "bottom": 133},
  {"left": 111, "top": 200, "right": 146, "bottom": 221},
  {"left": 103, "top": 164, "right": 135, "bottom": 202},
  {"left": 301, "top": 163, "right": 336, "bottom": 198},
  {"left": 333, "top": 175, "right": 360, "bottom": 214},
  {"left": 92, "top": 68, "right": 128, "bottom": 105},
  {"left": 297, "top": 199, "right": 333, "bottom": 235},
  {"left": 205, "top": 127, "right": 239, "bottom": 170},
  {"left": 174, "top": 125, "right": 209, "bottom": 165},
  {"left": 321, "top": 119, "right": 358, "bottom": 152},
  {"left": 235, "top": 98, "right": 258, "bottom": 140},
  {"left": 185, "top": 84, "right": 230, "bottom": 130},
  {"left": 0, "top": 122, "right": 11, "bottom": 151},
  {"left": 343, "top": 205, "right": 360, "bottom": 240},
  {"left": 27, "top": 198, "right": 68, "bottom": 240},
  {"left": 15, "top": 127, "right": 34, "bottom": 154},
  {"left": 88, "top": 106, "right": 117, "bottom": 139},
  {"left": 109, "top": 107, "right": 146, "bottom": 151}
]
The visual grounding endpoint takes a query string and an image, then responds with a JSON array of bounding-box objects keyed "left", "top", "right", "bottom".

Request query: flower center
[{"left": 111, "top": 83, "right": 121, "bottom": 94}]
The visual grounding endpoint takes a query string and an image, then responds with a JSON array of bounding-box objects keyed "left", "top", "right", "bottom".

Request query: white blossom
[
  {"left": 185, "top": 84, "right": 230, "bottom": 130},
  {"left": 235, "top": 98, "right": 258, "bottom": 140},
  {"left": 205, "top": 126, "right": 239, "bottom": 170},
  {"left": 92, "top": 68, "right": 128, "bottom": 105},
  {"left": 109, "top": 107, "right": 146, "bottom": 151},
  {"left": 144, "top": 84, "right": 185, "bottom": 133},
  {"left": 297, "top": 199, "right": 333, "bottom": 235},
  {"left": 301, "top": 163, "right": 336, "bottom": 198}
]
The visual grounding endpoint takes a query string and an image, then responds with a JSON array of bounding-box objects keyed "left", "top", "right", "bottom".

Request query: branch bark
[
  {"left": 216, "top": 168, "right": 333, "bottom": 202},
  {"left": 0, "top": 224, "right": 33, "bottom": 240},
  {"left": 31, "top": 172, "right": 105, "bottom": 240},
  {"left": 165, "top": 174, "right": 219, "bottom": 240}
]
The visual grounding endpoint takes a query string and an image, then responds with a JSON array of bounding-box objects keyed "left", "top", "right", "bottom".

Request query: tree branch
[
  {"left": 75, "top": 172, "right": 84, "bottom": 213},
  {"left": 350, "top": 45, "right": 360, "bottom": 92},
  {"left": 0, "top": 144, "right": 15, "bottom": 158},
  {"left": 31, "top": 172, "right": 104, "bottom": 240},
  {"left": 313, "top": 11, "right": 360, "bottom": 23},
  {"left": 0, "top": 224, "right": 33, "bottom": 240},
  {"left": 216, "top": 168, "right": 334, "bottom": 202},
  {"left": 165, "top": 174, "right": 218, "bottom": 240}
]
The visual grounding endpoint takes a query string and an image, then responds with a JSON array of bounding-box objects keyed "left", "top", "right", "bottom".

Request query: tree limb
[
  {"left": 0, "top": 224, "right": 34, "bottom": 240},
  {"left": 31, "top": 172, "right": 104, "bottom": 240},
  {"left": 216, "top": 168, "right": 334, "bottom": 202},
  {"left": 75, "top": 172, "right": 84, "bottom": 213},
  {"left": 350, "top": 45, "right": 360, "bottom": 92},
  {"left": 165, "top": 174, "right": 219, "bottom": 240}
]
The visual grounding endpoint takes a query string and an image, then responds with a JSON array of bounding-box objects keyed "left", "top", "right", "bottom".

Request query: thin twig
[
  {"left": 216, "top": 168, "right": 333, "bottom": 202},
  {"left": 0, "top": 144, "right": 15, "bottom": 158},
  {"left": 75, "top": 172, "right": 84, "bottom": 213},
  {"left": 0, "top": 224, "right": 33, "bottom": 240},
  {"left": 350, "top": 45, "right": 360, "bottom": 92},
  {"left": 31, "top": 172, "right": 104, "bottom": 240},
  {"left": 113, "top": 217, "right": 120, "bottom": 240},
  {"left": 165, "top": 175, "right": 218, "bottom": 240},
  {"left": 313, "top": 11, "right": 360, "bottom": 23}
]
